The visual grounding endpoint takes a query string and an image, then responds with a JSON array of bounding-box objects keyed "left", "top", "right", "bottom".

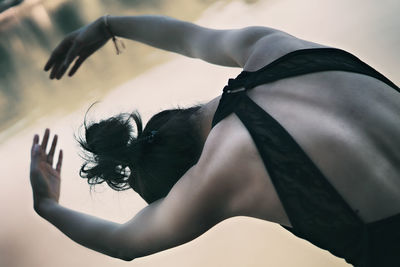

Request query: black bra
[{"left": 211, "top": 48, "right": 400, "bottom": 266}]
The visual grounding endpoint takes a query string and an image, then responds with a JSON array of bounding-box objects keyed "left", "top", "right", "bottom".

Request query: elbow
[
  {"left": 119, "top": 255, "right": 135, "bottom": 262},
  {"left": 115, "top": 251, "right": 135, "bottom": 262},
  {"left": 115, "top": 248, "right": 137, "bottom": 262},
  {"left": 109, "top": 228, "right": 137, "bottom": 261}
]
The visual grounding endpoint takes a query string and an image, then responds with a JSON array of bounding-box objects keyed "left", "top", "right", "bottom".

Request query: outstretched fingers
[
  {"left": 56, "top": 150, "right": 63, "bottom": 173},
  {"left": 47, "top": 134, "right": 58, "bottom": 166},
  {"left": 55, "top": 42, "right": 80, "bottom": 79},
  {"left": 32, "top": 134, "right": 39, "bottom": 148},
  {"left": 68, "top": 55, "right": 87, "bottom": 77},
  {"left": 44, "top": 34, "right": 80, "bottom": 79},
  {"left": 31, "top": 130, "right": 63, "bottom": 174},
  {"left": 45, "top": 38, "right": 71, "bottom": 73},
  {"left": 31, "top": 134, "right": 39, "bottom": 157},
  {"left": 49, "top": 62, "right": 63, "bottom": 80},
  {"left": 44, "top": 51, "right": 60, "bottom": 72},
  {"left": 41, "top": 128, "right": 50, "bottom": 152}
]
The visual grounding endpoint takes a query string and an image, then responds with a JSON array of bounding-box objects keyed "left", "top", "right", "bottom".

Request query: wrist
[
  {"left": 100, "top": 15, "right": 116, "bottom": 39},
  {"left": 100, "top": 15, "right": 125, "bottom": 55},
  {"left": 92, "top": 15, "right": 112, "bottom": 42},
  {"left": 34, "top": 198, "right": 58, "bottom": 218}
]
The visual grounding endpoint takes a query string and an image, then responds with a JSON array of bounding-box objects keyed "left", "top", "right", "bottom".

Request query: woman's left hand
[
  {"left": 30, "top": 129, "right": 63, "bottom": 213},
  {"left": 44, "top": 17, "right": 111, "bottom": 80}
]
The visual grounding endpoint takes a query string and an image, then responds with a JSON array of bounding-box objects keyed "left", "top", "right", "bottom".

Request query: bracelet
[{"left": 103, "top": 15, "right": 125, "bottom": 55}]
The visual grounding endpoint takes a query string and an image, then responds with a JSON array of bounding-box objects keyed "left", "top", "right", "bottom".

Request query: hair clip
[
  {"left": 147, "top": 130, "right": 158, "bottom": 143},
  {"left": 138, "top": 130, "right": 157, "bottom": 144}
]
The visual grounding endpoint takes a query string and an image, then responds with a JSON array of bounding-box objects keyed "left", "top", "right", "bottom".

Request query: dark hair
[{"left": 77, "top": 105, "right": 203, "bottom": 203}]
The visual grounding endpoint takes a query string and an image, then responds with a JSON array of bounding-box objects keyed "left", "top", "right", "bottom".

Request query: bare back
[{"left": 201, "top": 33, "right": 400, "bottom": 226}]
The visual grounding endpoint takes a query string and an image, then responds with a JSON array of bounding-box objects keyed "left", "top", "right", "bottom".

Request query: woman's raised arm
[
  {"left": 45, "top": 15, "right": 283, "bottom": 79},
  {"left": 31, "top": 128, "right": 243, "bottom": 260},
  {"left": 105, "top": 15, "right": 281, "bottom": 67}
]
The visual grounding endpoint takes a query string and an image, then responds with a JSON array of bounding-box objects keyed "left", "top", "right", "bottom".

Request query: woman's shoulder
[{"left": 244, "top": 32, "right": 331, "bottom": 72}]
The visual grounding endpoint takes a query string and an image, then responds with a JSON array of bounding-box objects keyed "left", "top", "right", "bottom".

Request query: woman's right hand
[
  {"left": 44, "top": 16, "right": 111, "bottom": 80},
  {"left": 30, "top": 129, "right": 63, "bottom": 214}
]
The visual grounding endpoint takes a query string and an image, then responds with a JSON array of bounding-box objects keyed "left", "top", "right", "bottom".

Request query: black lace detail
[{"left": 211, "top": 48, "right": 400, "bottom": 266}]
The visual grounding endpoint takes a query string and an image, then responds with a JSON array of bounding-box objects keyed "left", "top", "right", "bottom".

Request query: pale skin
[{"left": 31, "top": 15, "right": 400, "bottom": 261}]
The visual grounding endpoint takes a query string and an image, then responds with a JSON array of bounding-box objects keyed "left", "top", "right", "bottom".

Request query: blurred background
[
  {"left": 0, "top": 0, "right": 228, "bottom": 141},
  {"left": 0, "top": 0, "right": 398, "bottom": 267}
]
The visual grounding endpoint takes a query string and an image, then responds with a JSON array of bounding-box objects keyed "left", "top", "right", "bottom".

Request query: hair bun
[
  {"left": 85, "top": 117, "right": 132, "bottom": 159},
  {"left": 77, "top": 111, "right": 143, "bottom": 191}
]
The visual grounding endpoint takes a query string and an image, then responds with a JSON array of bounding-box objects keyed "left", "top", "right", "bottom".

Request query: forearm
[
  {"left": 36, "top": 199, "right": 131, "bottom": 261},
  {"left": 107, "top": 15, "right": 203, "bottom": 57}
]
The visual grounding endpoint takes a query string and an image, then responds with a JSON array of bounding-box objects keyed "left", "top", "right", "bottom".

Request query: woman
[{"left": 30, "top": 15, "right": 400, "bottom": 266}]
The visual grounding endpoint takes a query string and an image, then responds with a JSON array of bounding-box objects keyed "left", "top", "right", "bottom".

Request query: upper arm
[
  {"left": 186, "top": 25, "right": 292, "bottom": 67},
  {"left": 186, "top": 24, "right": 329, "bottom": 69},
  {"left": 112, "top": 128, "right": 242, "bottom": 260}
]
